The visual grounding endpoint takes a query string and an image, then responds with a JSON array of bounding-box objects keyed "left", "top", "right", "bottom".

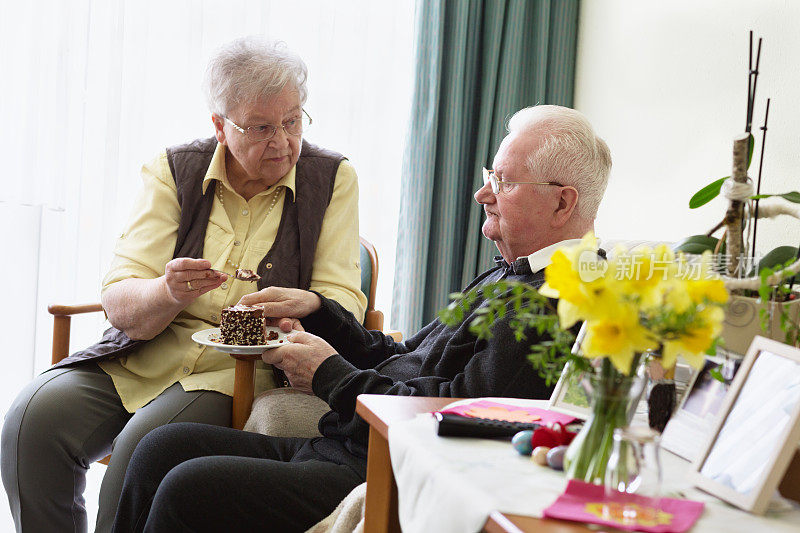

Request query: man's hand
[
  {"left": 238, "top": 287, "right": 322, "bottom": 331},
  {"left": 266, "top": 317, "right": 304, "bottom": 334},
  {"left": 262, "top": 331, "right": 336, "bottom": 394},
  {"left": 163, "top": 258, "right": 227, "bottom": 304}
]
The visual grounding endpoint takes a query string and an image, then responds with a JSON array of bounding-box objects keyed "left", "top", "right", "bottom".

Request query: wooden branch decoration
[
  {"left": 724, "top": 133, "right": 751, "bottom": 278},
  {"left": 746, "top": 31, "right": 753, "bottom": 132},
  {"left": 752, "top": 98, "right": 771, "bottom": 254}
]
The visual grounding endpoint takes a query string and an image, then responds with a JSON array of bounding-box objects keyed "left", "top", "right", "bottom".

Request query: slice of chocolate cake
[
  {"left": 235, "top": 268, "right": 261, "bottom": 282},
  {"left": 220, "top": 304, "right": 265, "bottom": 345}
]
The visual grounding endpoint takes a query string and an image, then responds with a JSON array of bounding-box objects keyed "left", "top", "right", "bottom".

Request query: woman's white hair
[
  {"left": 507, "top": 105, "right": 611, "bottom": 220},
  {"left": 203, "top": 37, "right": 308, "bottom": 116}
]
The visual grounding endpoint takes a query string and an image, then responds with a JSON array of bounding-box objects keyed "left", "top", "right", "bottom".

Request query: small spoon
[{"left": 211, "top": 269, "right": 261, "bottom": 282}]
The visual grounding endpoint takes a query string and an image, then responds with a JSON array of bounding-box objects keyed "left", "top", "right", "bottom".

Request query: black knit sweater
[{"left": 302, "top": 257, "right": 555, "bottom": 464}]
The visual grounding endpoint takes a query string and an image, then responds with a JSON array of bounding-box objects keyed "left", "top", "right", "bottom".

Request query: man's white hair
[
  {"left": 203, "top": 37, "right": 308, "bottom": 116},
  {"left": 508, "top": 105, "right": 611, "bottom": 220}
]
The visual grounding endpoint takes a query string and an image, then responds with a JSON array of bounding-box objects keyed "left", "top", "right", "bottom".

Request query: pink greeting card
[
  {"left": 543, "top": 480, "right": 705, "bottom": 533},
  {"left": 437, "top": 400, "right": 576, "bottom": 426}
]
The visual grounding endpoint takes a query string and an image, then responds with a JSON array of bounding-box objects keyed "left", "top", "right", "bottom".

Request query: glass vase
[
  {"left": 603, "top": 426, "right": 663, "bottom": 525},
  {"left": 564, "top": 359, "right": 646, "bottom": 484}
]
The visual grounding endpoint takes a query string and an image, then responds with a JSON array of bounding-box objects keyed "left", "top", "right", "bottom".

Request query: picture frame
[
  {"left": 661, "top": 353, "right": 742, "bottom": 462},
  {"left": 548, "top": 324, "right": 591, "bottom": 419},
  {"left": 690, "top": 336, "right": 800, "bottom": 514},
  {"left": 547, "top": 360, "right": 592, "bottom": 419}
]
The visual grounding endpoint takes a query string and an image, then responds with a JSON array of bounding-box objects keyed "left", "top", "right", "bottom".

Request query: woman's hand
[
  {"left": 103, "top": 258, "right": 227, "bottom": 340},
  {"left": 238, "top": 287, "right": 322, "bottom": 328},
  {"left": 164, "top": 258, "right": 227, "bottom": 304}
]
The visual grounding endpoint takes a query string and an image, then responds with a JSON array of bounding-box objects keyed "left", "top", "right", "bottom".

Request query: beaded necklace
[{"left": 216, "top": 181, "right": 283, "bottom": 269}]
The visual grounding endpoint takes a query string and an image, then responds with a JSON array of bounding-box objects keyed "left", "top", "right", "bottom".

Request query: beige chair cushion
[{"left": 243, "top": 387, "right": 330, "bottom": 438}]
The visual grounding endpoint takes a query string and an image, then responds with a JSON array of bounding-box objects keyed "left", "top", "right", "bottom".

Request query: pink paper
[
  {"left": 436, "top": 400, "right": 576, "bottom": 426},
  {"left": 543, "top": 480, "right": 705, "bottom": 533}
]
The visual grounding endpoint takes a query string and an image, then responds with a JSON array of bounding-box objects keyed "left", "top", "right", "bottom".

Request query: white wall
[{"left": 576, "top": 0, "right": 800, "bottom": 255}]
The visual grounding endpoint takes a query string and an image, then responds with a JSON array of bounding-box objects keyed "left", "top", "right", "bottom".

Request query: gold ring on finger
[{"left": 187, "top": 280, "right": 194, "bottom": 291}]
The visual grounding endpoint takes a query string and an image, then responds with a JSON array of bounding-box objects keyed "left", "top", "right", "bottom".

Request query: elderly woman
[{"left": 1, "top": 37, "right": 365, "bottom": 533}]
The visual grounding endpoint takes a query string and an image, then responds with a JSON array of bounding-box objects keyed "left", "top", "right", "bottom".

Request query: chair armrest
[
  {"left": 48, "top": 302, "right": 104, "bottom": 365},
  {"left": 364, "top": 310, "right": 403, "bottom": 341},
  {"left": 48, "top": 303, "right": 104, "bottom": 316},
  {"left": 386, "top": 330, "right": 403, "bottom": 342},
  {"left": 364, "top": 309, "right": 384, "bottom": 331}
]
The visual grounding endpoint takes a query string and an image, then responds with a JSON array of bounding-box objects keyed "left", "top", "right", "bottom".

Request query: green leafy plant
[
  {"left": 438, "top": 280, "right": 587, "bottom": 386},
  {"left": 709, "top": 366, "right": 725, "bottom": 383},
  {"left": 686, "top": 133, "right": 787, "bottom": 209},
  {"left": 757, "top": 259, "right": 800, "bottom": 345}
]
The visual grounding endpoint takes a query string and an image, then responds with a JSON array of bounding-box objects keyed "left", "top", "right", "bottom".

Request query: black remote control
[{"left": 434, "top": 412, "right": 541, "bottom": 439}]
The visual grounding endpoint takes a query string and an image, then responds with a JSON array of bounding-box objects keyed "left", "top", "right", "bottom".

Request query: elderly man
[
  {"left": 2, "top": 38, "right": 365, "bottom": 532},
  {"left": 111, "top": 105, "right": 611, "bottom": 532}
]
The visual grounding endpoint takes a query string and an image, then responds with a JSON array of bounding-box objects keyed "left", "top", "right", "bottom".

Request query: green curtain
[{"left": 391, "top": 0, "right": 580, "bottom": 335}]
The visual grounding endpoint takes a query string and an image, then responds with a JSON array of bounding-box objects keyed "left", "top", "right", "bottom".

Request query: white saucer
[{"left": 191, "top": 327, "right": 289, "bottom": 355}]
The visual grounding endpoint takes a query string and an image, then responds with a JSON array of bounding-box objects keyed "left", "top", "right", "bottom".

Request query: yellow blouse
[{"left": 99, "top": 142, "right": 366, "bottom": 412}]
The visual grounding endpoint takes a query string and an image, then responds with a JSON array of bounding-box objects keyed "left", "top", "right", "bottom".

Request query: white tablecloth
[{"left": 387, "top": 400, "right": 800, "bottom": 533}]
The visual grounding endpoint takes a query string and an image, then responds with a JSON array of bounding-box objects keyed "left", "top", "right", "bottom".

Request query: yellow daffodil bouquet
[
  {"left": 440, "top": 232, "right": 729, "bottom": 483},
  {"left": 541, "top": 232, "right": 729, "bottom": 375}
]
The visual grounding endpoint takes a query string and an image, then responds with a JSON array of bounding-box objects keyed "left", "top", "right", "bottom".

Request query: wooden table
[{"left": 355, "top": 394, "right": 593, "bottom": 533}]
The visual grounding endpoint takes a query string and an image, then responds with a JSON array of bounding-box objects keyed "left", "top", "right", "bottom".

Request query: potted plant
[{"left": 680, "top": 32, "right": 800, "bottom": 354}]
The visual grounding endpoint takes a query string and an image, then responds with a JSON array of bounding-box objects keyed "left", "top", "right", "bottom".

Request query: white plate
[{"left": 191, "top": 327, "right": 289, "bottom": 355}]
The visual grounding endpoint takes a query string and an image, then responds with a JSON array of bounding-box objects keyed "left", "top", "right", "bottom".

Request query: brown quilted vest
[{"left": 53, "top": 138, "right": 344, "bottom": 369}]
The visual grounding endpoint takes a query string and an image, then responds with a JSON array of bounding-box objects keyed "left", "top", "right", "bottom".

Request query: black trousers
[{"left": 111, "top": 422, "right": 366, "bottom": 532}]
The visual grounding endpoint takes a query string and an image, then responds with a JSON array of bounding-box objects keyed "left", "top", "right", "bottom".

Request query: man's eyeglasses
[
  {"left": 223, "top": 109, "right": 312, "bottom": 141},
  {"left": 482, "top": 168, "right": 562, "bottom": 194}
]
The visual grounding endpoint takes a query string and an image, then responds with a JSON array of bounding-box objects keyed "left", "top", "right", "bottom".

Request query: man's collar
[
  {"left": 493, "top": 239, "right": 601, "bottom": 275},
  {"left": 525, "top": 239, "right": 585, "bottom": 274},
  {"left": 201, "top": 143, "right": 297, "bottom": 198}
]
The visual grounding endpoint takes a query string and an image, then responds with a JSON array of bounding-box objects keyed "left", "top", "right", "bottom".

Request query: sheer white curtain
[{"left": 0, "top": 0, "right": 414, "bottom": 525}]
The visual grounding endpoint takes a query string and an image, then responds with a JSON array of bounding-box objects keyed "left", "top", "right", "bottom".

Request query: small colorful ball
[
  {"left": 531, "top": 446, "right": 551, "bottom": 466},
  {"left": 512, "top": 430, "right": 535, "bottom": 455},
  {"left": 546, "top": 445, "right": 568, "bottom": 470}
]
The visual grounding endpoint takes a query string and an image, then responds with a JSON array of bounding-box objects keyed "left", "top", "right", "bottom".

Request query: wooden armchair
[{"left": 48, "top": 236, "right": 401, "bottom": 463}]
